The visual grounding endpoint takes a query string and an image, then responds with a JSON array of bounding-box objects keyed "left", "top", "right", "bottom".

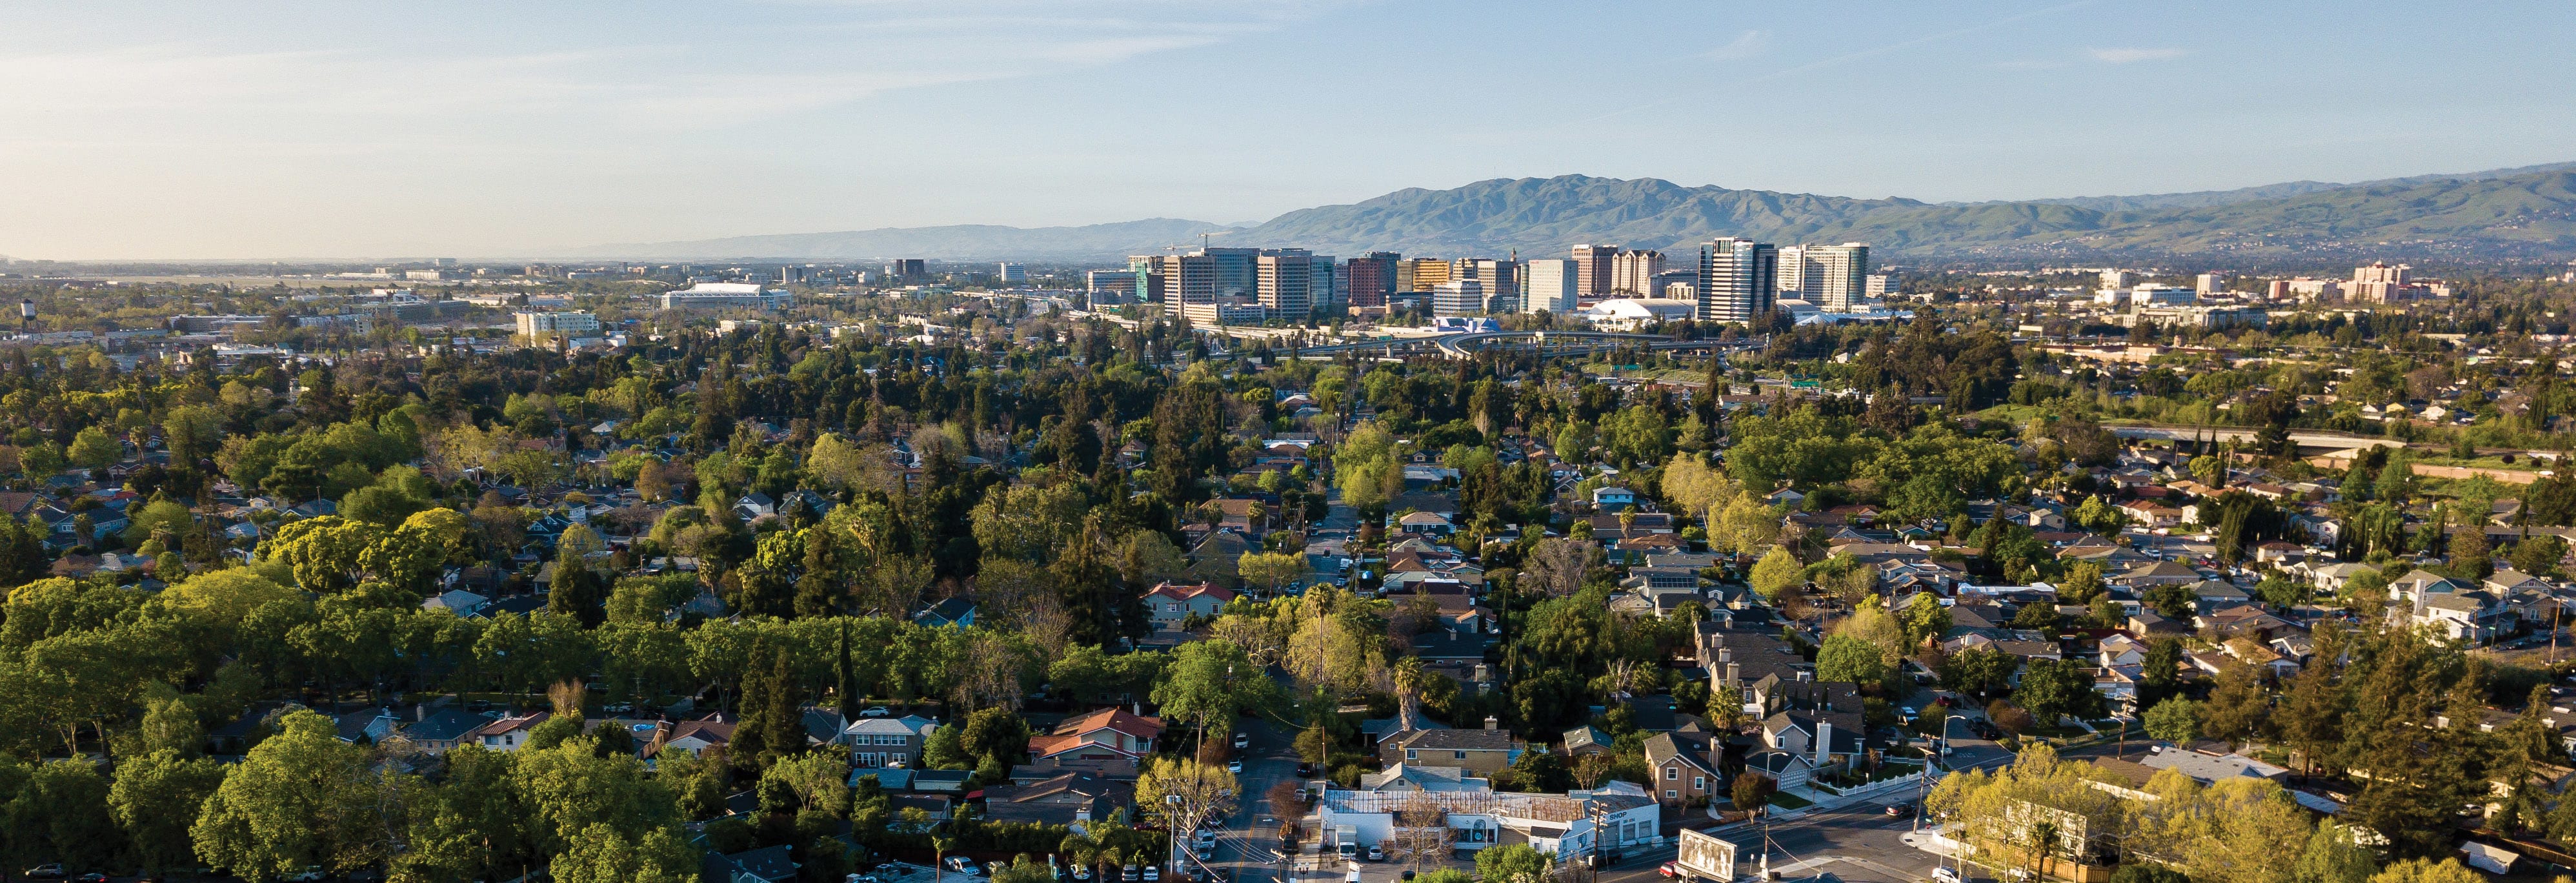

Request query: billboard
[{"left": 1676, "top": 829, "right": 1736, "bottom": 882}]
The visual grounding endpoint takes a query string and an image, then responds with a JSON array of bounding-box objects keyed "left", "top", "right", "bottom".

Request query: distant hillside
[
  {"left": 1234, "top": 168, "right": 2576, "bottom": 262},
  {"left": 567, "top": 162, "right": 2576, "bottom": 264},
  {"left": 561, "top": 218, "right": 1237, "bottom": 261},
  {"left": 1992, "top": 161, "right": 2576, "bottom": 212}
]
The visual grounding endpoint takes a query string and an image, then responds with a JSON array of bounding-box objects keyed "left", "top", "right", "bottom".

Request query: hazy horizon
[{"left": 6, "top": 1, "right": 2573, "bottom": 260}]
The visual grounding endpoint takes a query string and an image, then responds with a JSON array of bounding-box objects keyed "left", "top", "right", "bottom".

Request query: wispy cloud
[
  {"left": 1704, "top": 30, "right": 1769, "bottom": 61},
  {"left": 0, "top": 1, "right": 1340, "bottom": 130},
  {"left": 2089, "top": 46, "right": 2189, "bottom": 63},
  {"left": 1747, "top": 0, "right": 2094, "bottom": 83},
  {"left": 1986, "top": 59, "right": 2067, "bottom": 71}
]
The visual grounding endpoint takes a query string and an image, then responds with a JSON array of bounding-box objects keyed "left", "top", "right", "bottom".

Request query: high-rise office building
[
  {"left": 1400, "top": 258, "right": 1453, "bottom": 293},
  {"left": 1775, "top": 245, "right": 1806, "bottom": 296},
  {"left": 1571, "top": 244, "right": 1621, "bottom": 296},
  {"left": 1433, "top": 279, "right": 1487, "bottom": 318},
  {"left": 1697, "top": 238, "right": 1777, "bottom": 323},
  {"left": 1609, "top": 250, "right": 1665, "bottom": 295},
  {"left": 1345, "top": 252, "right": 1399, "bottom": 308},
  {"left": 1087, "top": 268, "right": 1142, "bottom": 302},
  {"left": 997, "top": 263, "right": 1027, "bottom": 283},
  {"left": 885, "top": 259, "right": 927, "bottom": 282},
  {"left": 516, "top": 311, "right": 599, "bottom": 339},
  {"left": 1802, "top": 243, "right": 1869, "bottom": 311},
  {"left": 1203, "top": 248, "right": 1260, "bottom": 299},
  {"left": 2099, "top": 269, "right": 2131, "bottom": 290},
  {"left": 1864, "top": 274, "right": 1894, "bottom": 299},
  {"left": 1126, "top": 256, "right": 1163, "bottom": 302},
  {"left": 1315, "top": 257, "right": 1345, "bottom": 314},
  {"left": 1257, "top": 250, "right": 1338, "bottom": 318},
  {"left": 1454, "top": 258, "right": 1519, "bottom": 312},
  {"left": 1773, "top": 243, "right": 1868, "bottom": 310},
  {"left": 2351, "top": 261, "right": 2411, "bottom": 303},
  {"left": 1145, "top": 252, "right": 1218, "bottom": 322},
  {"left": 1524, "top": 259, "right": 1578, "bottom": 314},
  {"left": 2194, "top": 272, "right": 2225, "bottom": 295}
]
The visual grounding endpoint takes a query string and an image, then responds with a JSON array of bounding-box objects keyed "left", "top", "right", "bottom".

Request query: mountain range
[{"left": 565, "top": 162, "right": 2576, "bottom": 265}]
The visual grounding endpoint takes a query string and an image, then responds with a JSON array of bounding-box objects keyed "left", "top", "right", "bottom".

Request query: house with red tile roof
[
  {"left": 1027, "top": 707, "right": 1165, "bottom": 777},
  {"left": 467, "top": 711, "right": 550, "bottom": 752},
  {"left": 1143, "top": 582, "right": 1235, "bottom": 629}
]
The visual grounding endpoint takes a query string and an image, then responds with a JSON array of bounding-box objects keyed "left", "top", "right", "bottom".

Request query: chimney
[
  {"left": 1725, "top": 661, "right": 1740, "bottom": 687},
  {"left": 1484, "top": 716, "right": 1500, "bottom": 731},
  {"left": 1815, "top": 720, "right": 1833, "bottom": 768},
  {"left": 1718, "top": 647, "right": 1733, "bottom": 664}
]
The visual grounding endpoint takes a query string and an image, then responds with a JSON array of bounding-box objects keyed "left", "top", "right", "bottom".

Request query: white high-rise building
[
  {"left": 1697, "top": 238, "right": 1776, "bottom": 324},
  {"left": 1609, "top": 250, "right": 1665, "bottom": 295},
  {"left": 1800, "top": 243, "right": 1869, "bottom": 311},
  {"left": 2194, "top": 272, "right": 2225, "bottom": 295},
  {"left": 515, "top": 311, "right": 599, "bottom": 339},
  {"left": 1864, "top": 274, "right": 1894, "bottom": 298},
  {"left": 1258, "top": 249, "right": 1340, "bottom": 319},
  {"left": 997, "top": 263, "right": 1027, "bottom": 283},
  {"left": 2100, "top": 269, "right": 2131, "bottom": 290},
  {"left": 1524, "top": 259, "right": 1578, "bottom": 313},
  {"left": 1433, "top": 279, "right": 1487, "bottom": 318},
  {"left": 1571, "top": 244, "right": 1620, "bottom": 296},
  {"left": 1775, "top": 245, "right": 1806, "bottom": 297}
]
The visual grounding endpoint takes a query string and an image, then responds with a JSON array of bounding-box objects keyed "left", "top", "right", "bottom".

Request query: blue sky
[{"left": 3, "top": 0, "right": 2571, "bottom": 258}]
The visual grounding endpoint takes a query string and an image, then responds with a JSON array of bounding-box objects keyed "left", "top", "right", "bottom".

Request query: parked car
[
  {"left": 1071, "top": 866, "right": 1092, "bottom": 882},
  {"left": 1233, "top": 732, "right": 1250, "bottom": 749},
  {"left": 1142, "top": 865, "right": 1160, "bottom": 882},
  {"left": 1658, "top": 861, "right": 1683, "bottom": 878},
  {"left": 945, "top": 857, "right": 984, "bottom": 877},
  {"left": 1123, "top": 864, "right": 1142, "bottom": 882},
  {"left": 1226, "top": 759, "right": 1242, "bottom": 774},
  {"left": 73, "top": 875, "right": 109, "bottom": 883},
  {"left": 1931, "top": 868, "right": 1962, "bottom": 883},
  {"left": 1294, "top": 762, "right": 1316, "bottom": 778},
  {"left": 859, "top": 706, "right": 892, "bottom": 717},
  {"left": 1189, "top": 868, "right": 1208, "bottom": 883},
  {"left": 1196, "top": 829, "right": 1219, "bottom": 849},
  {"left": 21, "top": 866, "right": 63, "bottom": 880},
  {"left": 1366, "top": 845, "right": 1385, "bottom": 862},
  {"left": 1886, "top": 803, "right": 1909, "bottom": 817},
  {"left": 286, "top": 868, "right": 329, "bottom": 882}
]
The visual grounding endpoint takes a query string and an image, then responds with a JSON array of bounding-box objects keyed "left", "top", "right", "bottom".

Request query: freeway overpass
[
  {"left": 2105, "top": 425, "right": 2407, "bottom": 455},
  {"left": 1287, "top": 330, "right": 1755, "bottom": 360}
]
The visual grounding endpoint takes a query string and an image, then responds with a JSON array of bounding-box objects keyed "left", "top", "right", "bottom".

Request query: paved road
[{"left": 1203, "top": 716, "right": 1303, "bottom": 883}]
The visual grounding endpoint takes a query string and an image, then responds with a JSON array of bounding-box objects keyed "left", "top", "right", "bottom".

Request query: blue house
[{"left": 1592, "top": 486, "right": 1637, "bottom": 511}]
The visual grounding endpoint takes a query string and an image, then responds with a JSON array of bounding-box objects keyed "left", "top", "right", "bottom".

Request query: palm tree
[
  {"left": 934, "top": 834, "right": 960, "bottom": 883},
  {"left": 1389, "top": 656, "right": 1428, "bottom": 729},
  {"left": 1061, "top": 826, "right": 1116, "bottom": 881}
]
